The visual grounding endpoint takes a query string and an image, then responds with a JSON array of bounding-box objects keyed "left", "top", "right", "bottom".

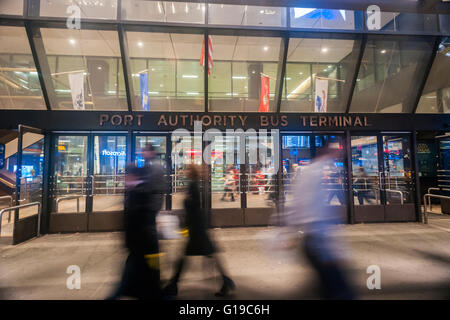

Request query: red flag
[
  {"left": 259, "top": 74, "right": 270, "bottom": 112},
  {"left": 200, "top": 35, "right": 213, "bottom": 75}
]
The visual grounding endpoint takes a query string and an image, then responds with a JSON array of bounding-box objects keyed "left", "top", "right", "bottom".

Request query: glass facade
[
  {"left": 127, "top": 31, "right": 204, "bottom": 111},
  {"left": 208, "top": 4, "right": 286, "bottom": 27},
  {"left": 38, "top": 0, "right": 118, "bottom": 20},
  {"left": 208, "top": 35, "right": 282, "bottom": 112},
  {"left": 38, "top": 28, "right": 127, "bottom": 110},
  {"left": 349, "top": 36, "right": 434, "bottom": 113},
  {"left": 281, "top": 37, "right": 359, "bottom": 113},
  {"left": 0, "top": 26, "right": 46, "bottom": 110},
  {"left": 417, "top": 39, "right": 450, "bottom": 113},
  {"left": 122, "top": 0, "right": 205, "bottom": 24},
  {"left": 0, "top": 2, "right": 446, "bottom": 114}
]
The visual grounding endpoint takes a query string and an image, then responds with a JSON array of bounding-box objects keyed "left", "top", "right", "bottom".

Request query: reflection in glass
[
  {"left": 52, "top": 136, "right": 88, "bottom": 213},
  {"left": 0, "top": 0, "right": 23, "bottom": 15},
  {"left": 281, "top": 37, "right": 357, "bottom": 112},
  {"left": 211, "top": 135, "right": 241, "bottom": 209},
  {"left": 351, "top": 136, "right": 380, "bottom": 205},
  {"left": 39, "top": 0, "right": 118, "bottom": 19},
  {"left": 127, "top": 31, "right": 204, "bottom": 111},
  {"left": 39, "top": 28, "right": 127, "bottom": 110},
  {"left": 122, "top": 0, "right": 205, "bottom": 24},
  {"left": 93, "top": 135, "right": 126, "bottom": 212},
  {"left": 0, "top": 26, "right": 46, "bottom": 110},
  {"left": 417, "top": 39, "right": 450, "bottom": 113},
  {"left": 208, "top": 4, "right": 286, "bottom": 27},
  {"left": 350, "top": 36, "right": 433, "bottom": 113},
  {"left": 208, "top": 35, "right": 281, "bottom": 112}
]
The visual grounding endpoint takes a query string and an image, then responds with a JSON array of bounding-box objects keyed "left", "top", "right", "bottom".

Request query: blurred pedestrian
[
  {"left": 107, "top": 143, "right": 167, "bottom": 300},
  {"left": 285, "top": 144, "right": 355, "bottom": 300},
  {"left": 164, "top": 164, "right": 235, "bottom": 297}
]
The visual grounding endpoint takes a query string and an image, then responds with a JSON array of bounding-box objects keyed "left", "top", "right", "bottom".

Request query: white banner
[
  {"left": 315, "top": 78, "right": 328, "bottom": 112},
  {"left": 68, "top": 72, "right": 85, "bottom": 110}
]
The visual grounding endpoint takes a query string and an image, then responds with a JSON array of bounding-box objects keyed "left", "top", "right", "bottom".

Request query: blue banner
[{"left": 140, "top": 73, "right": 149, "bottom": 111}]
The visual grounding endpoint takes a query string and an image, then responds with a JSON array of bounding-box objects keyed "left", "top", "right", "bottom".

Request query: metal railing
[
  {"left": 0, "top": 202, "right": 41, "bottom": 238},
  {"left": 56, "top": 195, "right": 85, "bottom": 213},
  {"left": 423, "top": 193, "right": 450, "bottom": 224}
]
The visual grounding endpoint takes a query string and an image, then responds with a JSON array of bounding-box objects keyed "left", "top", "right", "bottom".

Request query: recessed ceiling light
[
  {"left": 97, "top": 66, "right": 102, "bottom": 70},
  {"left": 381, "top": 50, "right": 386, "bottom": 54},
  {"left": 321, "top": 48, "right": 328, "bottom": 53},
  {"left": 138, "top": 42, "right": 143, "bottom": 47},
  {"left": 69, "top": 39, "right": 76, "bottom": 45},
  {"left": 299, "top": 72, "right": 303, "bottom": 75},
  {"left": 263, "top": 46, "right": 269, "bottom": 51},
  {"left": 260, "top": 10, "right": 264, "bottom": 14}
]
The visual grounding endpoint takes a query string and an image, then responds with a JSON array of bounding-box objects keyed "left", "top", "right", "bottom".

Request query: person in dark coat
[
  {"left": 107, "top": 144, "right": 167, "bottom": 300},
  {"left": 164, "top": 164, "right": 235, "bottom": 297}
]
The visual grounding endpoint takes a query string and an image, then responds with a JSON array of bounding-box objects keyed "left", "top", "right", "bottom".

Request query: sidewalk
[{"left": 0, "top": 220, "right": 449, "bottom": 300}]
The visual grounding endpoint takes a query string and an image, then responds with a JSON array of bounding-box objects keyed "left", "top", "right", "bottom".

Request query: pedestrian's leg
[
  {"left": 164, "top": 256, "right": 186, "bottom": 296},
  {"left": 208, "top": 255, "right": 235, "bottom": 297}
]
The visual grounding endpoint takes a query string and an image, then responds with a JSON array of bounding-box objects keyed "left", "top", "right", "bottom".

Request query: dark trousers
[
  {"left": 170, "top": 254, "right": 228, "bottom": 284},
  {"left": 303, "top": 234, "right": 354, "bottom": 300},
  {"left": 108, "top": 253, "right": 162, "bottom": 300}
]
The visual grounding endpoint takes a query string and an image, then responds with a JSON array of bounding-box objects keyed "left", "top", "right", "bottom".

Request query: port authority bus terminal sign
[{"left": 99, "top": 113, "right": 372, "bottom": 130}]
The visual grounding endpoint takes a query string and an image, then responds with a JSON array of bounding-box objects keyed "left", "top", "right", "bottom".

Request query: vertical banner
[
  {"left": 259, "top": 74, "right": 270, "bottom": 112},
  {"left": 68, "top": 72, "right": 85, "bottom": 110},
  {"left": 315, "top": 78, "right": 328, "bottom": 112},
  {"left": 200, "top": 35, "right": 213, "bottom": 75},
  {"left": 140, "top": 72, "right": 149, "bottom": 111}
]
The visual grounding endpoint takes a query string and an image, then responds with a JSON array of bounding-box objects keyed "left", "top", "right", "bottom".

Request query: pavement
[{"left": 0, "top": 215, "right": 450, "bottom": 300}]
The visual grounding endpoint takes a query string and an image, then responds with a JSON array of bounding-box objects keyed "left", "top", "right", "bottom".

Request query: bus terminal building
[{"left": 0, "top": 0, "right": 449, "bottom": 244}]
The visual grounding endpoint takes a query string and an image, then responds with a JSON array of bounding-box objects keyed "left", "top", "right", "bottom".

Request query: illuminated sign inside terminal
[{"left": 102, "top": 150, "right": 125, "bottom": 157}]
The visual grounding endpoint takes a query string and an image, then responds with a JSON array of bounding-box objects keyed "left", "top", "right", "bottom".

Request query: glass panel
[
  {"left": 290, "top": 8, "right": 356, "bottom": 30},
  {"left": 370, "top": 12, "right": 438, "bottom": 33},
  {"left": 39, "top": 28, "right": 127, "bottom": 110},
  {"left": 0, "top": 26, "right": 46, "bottom": 110},
  {"left": 0, "top": 0, "right": 23, "bottom": 15},
  {"left": 246, "top": 134, "right": 277, "bottom": 208},
  {"left": 122, "top": 0, "right": 205, "bottom": 24},
  {"left": 316, "top": 135, "right": 347, "bottom": 206},
  {"left": 208, "top": 35, "right": 281, "bottom": 112},
  {"left": 18, "top": 133, "right": 44, "bottom": 219},
  {"left": 135, "top": 135, "right": 167, "bottom": 210},
  {"left": 383, "top": 135, "right": 414, "bottom": 204},
  {"left": 208, "top": 4, "right": 286, "bottom": 27},
  {"left": 281, "top": 37, "right": 357, "bottom": 112},
  {"left": 416, "top": 39, "right": 450, "bottom": 113},
  {"left": 171, "top": 135, "right": 202, "bottom": 210},
  {"left": 93, "top": 135, "right": 126, "bottom": 212},
  {"left": 439, "top": 136, "right": 450, "bottom": 197},
  {"left": 350, "top": 36, "right": 434, "bottom": 113},
  {"left": 440, "top": 15, "right": 450, "bottom": 34},
  {"left": 211, "top": 135, "right": 241, "bottom": 209},
  {"left": 52, "top": 136, "right": 88, "bottom": 213},
  {"left": 281, "top": 135, "right": 311, "bottom": 204},
  {"left": 127, "top": 31, "right": 204, "bottom": 111},
  {"left": 39, "top": 0, "right": 118, "bottom": 19},
  {"left": 351, "top": 136, "right": 381, "bottom": 205}
]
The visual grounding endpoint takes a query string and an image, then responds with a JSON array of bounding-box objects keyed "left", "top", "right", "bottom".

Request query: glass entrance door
[
  {"left": 92, "top": 134, "right": 127, "bottom": 212},
  {"left": 351, "top": 133, "right": 416, "bottom": 222},
  {"left": 134, "top": 134, "right": 168, "bottom": 210},
  {"left": 51, "top": 135, "right": 88, "bottom": 214}
]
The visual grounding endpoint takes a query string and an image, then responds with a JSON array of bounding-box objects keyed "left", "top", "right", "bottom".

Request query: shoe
[
  {"left": 215, "top": 276, "right": 235, "bottom": 297},
  {"left": 163, "top": 281, "right": 178, "bottom": 296}
]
